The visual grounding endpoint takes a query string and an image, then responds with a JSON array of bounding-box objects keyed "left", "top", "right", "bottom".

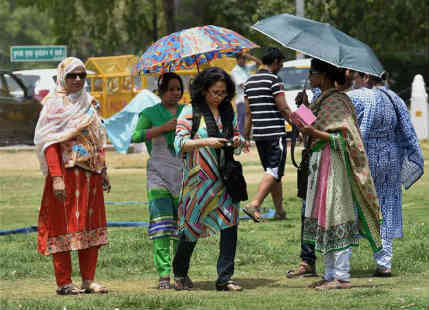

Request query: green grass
[{"left": 0, "top": 143, "right": 428, "bottom": 310}]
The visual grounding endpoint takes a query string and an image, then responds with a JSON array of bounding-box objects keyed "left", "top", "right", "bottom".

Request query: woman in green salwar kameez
[
  {"left": 132, "top": 73, "right": 186, "bottom": 289},
  {"left": 297, "top": 59, "right": 382, "bottom": 290}
]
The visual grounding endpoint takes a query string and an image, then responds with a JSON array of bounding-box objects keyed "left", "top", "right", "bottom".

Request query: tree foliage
[
  {"left": 6, "top": 0, "right": 429, "bottom": 77},
  {"left": 0, "top": 0, "right": 55, "bottom": 69}
]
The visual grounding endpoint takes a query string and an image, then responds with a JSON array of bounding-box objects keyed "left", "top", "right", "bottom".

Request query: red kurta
[{"left": 38, "top": 143, "right": 108, "bottom": 256}]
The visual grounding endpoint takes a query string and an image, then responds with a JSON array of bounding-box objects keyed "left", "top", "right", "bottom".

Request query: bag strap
[
  {"left": 378, "top": 88, "right": 400, "bottom": 123},
  {"left": 190, "top": 105, "right": 202, "bottom": 139}
]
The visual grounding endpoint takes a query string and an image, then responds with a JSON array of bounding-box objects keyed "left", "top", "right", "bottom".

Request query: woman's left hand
[
  {"left": 296, "top": 119, "right": 315, "bottom": 136},
  {"left": 232, "top": 136, "right": 241, "bottom": 148},
  {"left": 102, "top": 173, "right": 111, "bottom": 193}
]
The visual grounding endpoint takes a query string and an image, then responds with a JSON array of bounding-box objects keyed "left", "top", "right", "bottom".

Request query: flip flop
[{"left": 242, "top": 205, "right": 263, "bottom": 223}]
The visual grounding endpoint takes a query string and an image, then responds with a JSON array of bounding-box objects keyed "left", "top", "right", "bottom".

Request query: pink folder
[{"left": 292, "top": 104, "right": 316, "bottom": 125}]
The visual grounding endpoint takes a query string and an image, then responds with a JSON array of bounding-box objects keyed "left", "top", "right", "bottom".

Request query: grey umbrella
[{"left": 252, "top": 13, "right": 384, "bottom": 77}]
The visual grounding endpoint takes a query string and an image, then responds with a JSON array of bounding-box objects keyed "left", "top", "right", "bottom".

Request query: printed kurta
[
  {"left": 174, "top": 104, "right": 241, "bottom": 241},
  {"left": 132, "top": 103, "right": 185, "bottom": 240},
  {"left": 348, "top": 87, "right": 424, "bottom": 239},
  {"left": 38, "top": 144, "right": 107, "bottom": 256},
  {"left": 35, "top": 57, "right": 108, "bottom": 256},
  {"left": 303, "top": 89, "right": 382, "bottom": 254}
]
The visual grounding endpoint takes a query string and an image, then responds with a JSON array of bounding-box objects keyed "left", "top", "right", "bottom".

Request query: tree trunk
[
  {"left": 162, "top": 0, "right": 176, "bottom": 34},
  {"left": 152, "top": 0, "right": 158, "bottom": 41}
]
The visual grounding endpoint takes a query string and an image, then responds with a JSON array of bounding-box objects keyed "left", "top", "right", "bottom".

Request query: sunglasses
[{"left": 66, "top": 72, "right": 87, "bottom": 80}]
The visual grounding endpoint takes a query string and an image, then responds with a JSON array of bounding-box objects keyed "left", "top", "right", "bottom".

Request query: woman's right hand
[
  {"left": 162, "top": 119, "right": 177, "bottom": 132},
  {"left": 52, "top": 176, "right": 66, "bottom": 201},
  {"left": 203, "top": 137, "right": 228, "bottom": 149}
]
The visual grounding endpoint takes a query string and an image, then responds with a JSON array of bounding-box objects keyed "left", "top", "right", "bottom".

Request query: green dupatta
[{"left": 311, "top": 89, "right": 382, "bottom": 252}]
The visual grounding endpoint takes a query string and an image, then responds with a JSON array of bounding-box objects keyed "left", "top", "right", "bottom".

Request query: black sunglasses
[{"left": 66, "top": 72, "right": 87, "bottom": 80}]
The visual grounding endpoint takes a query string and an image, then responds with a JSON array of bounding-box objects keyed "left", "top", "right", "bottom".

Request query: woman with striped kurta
[
  {"left": 173, "top": 67, "right": 247, "bottom": 292},
  {"left": 132, "top": 73, "right": 185, "bottom": 289}
]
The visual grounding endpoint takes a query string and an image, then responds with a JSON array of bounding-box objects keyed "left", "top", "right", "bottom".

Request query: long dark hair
[
  {"left": 190, "top": 67, "right": 236, "bottom": 138},
  {"left": 157, "top": 72, "right": 184, "bottom": 98}
]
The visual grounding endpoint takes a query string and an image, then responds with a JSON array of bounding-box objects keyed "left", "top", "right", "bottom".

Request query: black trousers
[
  {"left": 173, "top": 225, "right": 237, "bottom": 284},
  {"left": 300, "top": 201, "right": 316, "bottom": 265}
]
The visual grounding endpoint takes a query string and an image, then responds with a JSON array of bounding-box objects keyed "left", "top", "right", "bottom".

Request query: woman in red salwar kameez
[{"left": 34, "top": 57, "right": 110, "bottom": 295}]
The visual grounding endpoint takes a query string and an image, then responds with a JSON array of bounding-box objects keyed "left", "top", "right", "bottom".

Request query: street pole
[{"left": 296, "top": 0, "right": 305, "bottom": 60}]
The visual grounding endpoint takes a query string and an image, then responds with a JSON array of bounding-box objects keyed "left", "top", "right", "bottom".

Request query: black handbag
[
  {"left": 220, "top": 146, "right": 248, "bottom": 203},
  {"left": 296, "top": 147, "right": 312, "bottom": 200},
  {"left": 191, "top": 104, "right": 248, "bottom": 203},
  {"left": 291, "top": 126, "right": 312, "bottom": 200}
]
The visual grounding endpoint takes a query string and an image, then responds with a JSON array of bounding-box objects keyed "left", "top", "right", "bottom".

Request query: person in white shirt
[{"left": 230, "top": 52, "right": 262, "bottom": 135}]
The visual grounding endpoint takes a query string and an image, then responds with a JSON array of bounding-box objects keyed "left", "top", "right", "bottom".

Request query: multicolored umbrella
[{"left": 135, "top": 25, "right": 259, "bottom": 73}]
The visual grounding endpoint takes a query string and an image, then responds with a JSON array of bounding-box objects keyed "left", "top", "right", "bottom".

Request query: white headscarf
[{"left": 34, "top": 57, "right": 104, "bottom": 175}]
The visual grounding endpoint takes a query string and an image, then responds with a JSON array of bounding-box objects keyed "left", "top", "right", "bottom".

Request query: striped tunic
[
  {"left": 174, "top": 104, "right": 240, "bottom": 241},
  {"left": 244, "top": 69, "right": 286, "bottom": 140}
]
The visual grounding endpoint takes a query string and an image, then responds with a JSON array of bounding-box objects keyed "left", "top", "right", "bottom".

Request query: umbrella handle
[{"left": 193, "top": 55, "right": 200, "bottom": 72}]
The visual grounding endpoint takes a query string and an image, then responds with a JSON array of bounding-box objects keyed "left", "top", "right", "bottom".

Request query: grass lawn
[{"left": 0, "top": 142, "right": 428, "bottom": 310}]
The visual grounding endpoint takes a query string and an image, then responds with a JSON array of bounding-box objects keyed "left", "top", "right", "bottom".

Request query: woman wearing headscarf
[
  {"left": 297, "top": 59, "right": 382, "bottom": 290},
  {"left": 131, "top": 72, "right": 185, "bottom": 290},
  {"left": 34, "top": 57, "right": 109, "bottom": 295},
  {"left": 173, "top": 67, "right": 247, "bottom": 291}
]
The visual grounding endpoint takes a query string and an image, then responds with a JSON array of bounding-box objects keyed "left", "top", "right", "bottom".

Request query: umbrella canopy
[
  {"left": 252, "top": 14, "right": 384, "bottom": 77},
  {"left": 135, "top": 25, "right": 259, "bottom": 73}
]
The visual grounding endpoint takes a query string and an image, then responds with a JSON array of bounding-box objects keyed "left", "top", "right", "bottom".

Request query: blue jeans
[{"left": 301, "top": 201, "right": 316, "bottom": 265}]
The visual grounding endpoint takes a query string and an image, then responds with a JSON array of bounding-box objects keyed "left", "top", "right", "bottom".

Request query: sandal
[
  {"left": 314, "top": 280, "right": 352, "bottom": 290},
  {"left": 81, "top": 281, "right": 108, "bottom": 294},
  {"left": 242, "top": 205, "right": 263, "bottom": 223},
  {"left": 174, "top": 277, "right": 191, "bottom": 291},
  {"left": 56, "top": 283, "right": 84, "bottom": 295},
  {"left": 308, "top": 279, "right": 329, "bottom": 288},
  {"left": 373, "top": 267, "right": 392, "bottom": 277},
  {"left": 274, "top": 210, "right": 287, "bottom": 220},
  {"left": 287, "top": 262, "right": 317, "bottom": 278},
  {"left": 158, "top": 277, "right": 170, "bottom": 290},
  {"left": 216, "top": 280, "right": 243, "bottom": 292},
  {"left": 184, "top": 276, "right": 193, "bottom": 289}
]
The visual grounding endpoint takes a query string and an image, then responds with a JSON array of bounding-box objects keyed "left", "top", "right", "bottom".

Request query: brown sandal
[
  {"left": 274, "top": 210, "right": 287, "bottom": 220},
  {"left": 81, "top": 281, "right": 108, "bottom": 294},
  {"left": 216, "top": 280, "right": 243, "bottom": 291},
  {"left": 308, "top": 279, "right": 329, "bottom": 288},
  {"left": 243, "top": 205, "right": 263, "bottom": 223},
  {"left": 314, "top": 280, "right": 352, "bottom": 290},
  {"left": 287, "top": 262, "right": 317, "bottom": 278},
  {"left": 184, "top": 276, "right": 193, "bottom": 288},
  {"left": 174, "top": 277, "right": 191, "bottom": 291},
  {"left": 56, "top": 283, "right": 84, "bottom": 295}
]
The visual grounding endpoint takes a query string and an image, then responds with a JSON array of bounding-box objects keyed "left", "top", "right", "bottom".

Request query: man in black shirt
[{"left": 243, "top": 47, "right": 292, "bottom": 222}]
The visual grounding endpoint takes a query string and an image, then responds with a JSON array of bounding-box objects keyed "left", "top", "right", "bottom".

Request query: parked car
[
  {"left": 14, "top": 68, "right": 93, "bottom": 103},
  {"left": 277, "top": 58, "right": 314, "bottom": 111},
  {"left": 13, "top": 68, "right": 57, "bottom": 102},
  {"left": 0, "top": 71, "right": 42, "bottom": 146}
]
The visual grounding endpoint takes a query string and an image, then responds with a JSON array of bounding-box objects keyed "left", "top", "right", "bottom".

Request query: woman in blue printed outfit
[{"left": 350, "top": 73, "right": 424, "bottom": 276}]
